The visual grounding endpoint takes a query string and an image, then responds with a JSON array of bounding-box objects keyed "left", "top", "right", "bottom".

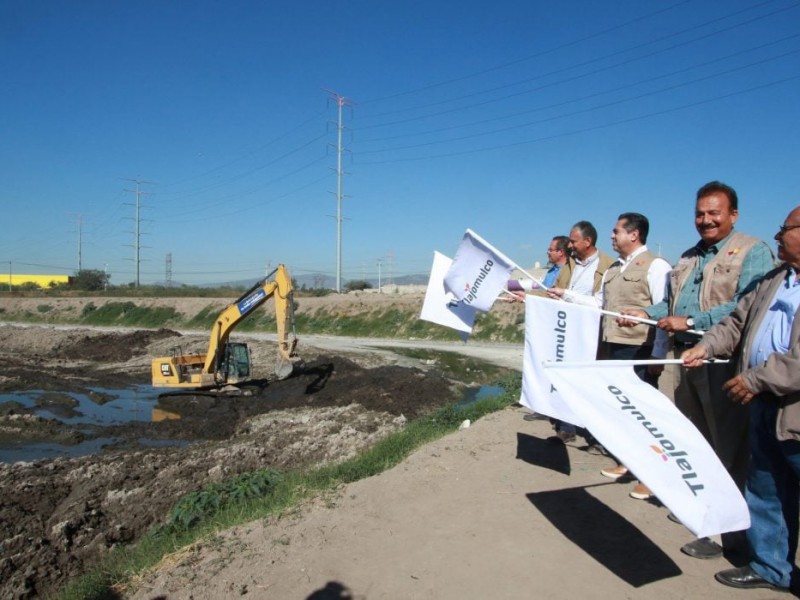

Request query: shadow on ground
[
  {"left": 527, "top": 486, "right": 683, "bottom": 587},
  {"left": 515, "top": 431, "right": 571, "bottom": 475}
]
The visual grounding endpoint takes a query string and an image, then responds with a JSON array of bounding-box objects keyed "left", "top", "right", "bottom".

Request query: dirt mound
[
  {"left": 0, "top": 325, "right": 464, "bottom": 599},
  {"left": 55, "top": 328, "right": 180, "bottom": 362}
]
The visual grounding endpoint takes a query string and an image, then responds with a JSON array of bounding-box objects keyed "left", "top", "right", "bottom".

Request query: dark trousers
[{"left": 603, "top": 342, "right": 661, "bottom": 388}]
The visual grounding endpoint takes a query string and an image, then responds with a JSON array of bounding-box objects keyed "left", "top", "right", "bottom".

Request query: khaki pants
[{"left": 670, "top": 347, "right": 750, "bottom": 490}]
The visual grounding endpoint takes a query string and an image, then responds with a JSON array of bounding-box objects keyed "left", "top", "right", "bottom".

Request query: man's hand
[
  {"left": 546, "top": 287, "right": 565, "bottom": 300},
  {"left": 681, "top": 346, "right": 708, "bottom": 368},
  {"left": 504, "top": 291, "right": 527, "bottom": 303},
  {"left": 617, "top": 309, "right": 648, "bottom": 327},
  {"left": 723, "top": 375, "right": 755, "bottom": 405},
  {"left": 656, "top": 316, "right": 692, "bottom": 333}
]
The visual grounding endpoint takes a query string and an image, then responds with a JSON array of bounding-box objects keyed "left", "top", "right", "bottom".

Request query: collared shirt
[
  {"left": 542, "top": 263, "right": 563, "bottom": 288},
  {"left": 567, "top": 250, "right": 600, "bottom": 296},
  {"left": 564, "top": 245, "right": 671, "bottom": 357},
  {"left": 647, "top": 230, "right": 774, "bottom": 335},
  {"left": 748, "top": 267, "right": 800, "bottom": 368}
]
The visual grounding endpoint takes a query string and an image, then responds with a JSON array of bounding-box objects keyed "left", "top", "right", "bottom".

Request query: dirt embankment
[
  {"left": 0, "top": 315, "right": 482, "bottom": 599},
  {"left": 0, "top": 290, "right": 525, "bottom": 342}
]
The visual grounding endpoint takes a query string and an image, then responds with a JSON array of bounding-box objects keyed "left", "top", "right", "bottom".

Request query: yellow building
[{"left": 7, "top": 274, "right": 71, "bottom": 288}]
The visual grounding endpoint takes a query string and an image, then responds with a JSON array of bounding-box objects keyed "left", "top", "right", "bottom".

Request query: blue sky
[{"left": 3, "top": 0, "right": 799, "bottom": 286}]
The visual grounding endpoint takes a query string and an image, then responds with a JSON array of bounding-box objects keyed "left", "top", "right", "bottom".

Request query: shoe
[
  {"left": 546, "top": 431, "right": 576, "bottom": 444},
  {"left": 523, "top": 413, "right": 546, "bottom": 421},
  {"left": 715, "top": 566, "right": 788, "bottom": 592},
  {"left": 681, "top": 537, "right": 723, "bottom": 559},
  {"left": 667, "top": 512, "right": 682, "bottom": 525},
  {"left": 585, "top": 443, "right": 608, "bottom": 456},
  {"left": 629, "top": 483, "right": 653, "bottom": 500},
  {"left": 600, "top": 465, "right": 629, "bottom": 480}
]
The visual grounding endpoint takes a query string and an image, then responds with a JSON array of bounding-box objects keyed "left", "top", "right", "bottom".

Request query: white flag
[
  {"left": 420, "top": 251, "right": 478, "bottom": 336},
  {"left": 443, "top": 229, "right": 515, "bottom": 312},
  {"left": 520, "top": 295, "right": 600, "bottom": 426},
  {"left": 543, "top": 363, "right": 750, "bottom": 538}
]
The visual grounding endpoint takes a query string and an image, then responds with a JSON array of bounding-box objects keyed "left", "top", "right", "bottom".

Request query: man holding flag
[
  {"left": 547, "top": 220, "right": 614, "bottom": 445},
  {"left": 620, "top": 181, "right": 774, "bottom": 560},
  {"left": 680, "top": 206, "right": 800, "bottom": 592},
  {"left": 549, "top": 212, "right": 671, "bottom": 499}
]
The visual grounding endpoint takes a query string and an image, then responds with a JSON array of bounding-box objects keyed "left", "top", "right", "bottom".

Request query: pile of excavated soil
[{"left": 0, "top": 324, "right": 464, "bottom": 599}]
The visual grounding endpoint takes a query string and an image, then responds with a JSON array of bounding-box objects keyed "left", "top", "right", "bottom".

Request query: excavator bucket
[
  {"left": 274, "top": 337, "right": 302, "bottom": 380},
  {"left": 274, "top": 355, "right": 303, "bottom": 380}
]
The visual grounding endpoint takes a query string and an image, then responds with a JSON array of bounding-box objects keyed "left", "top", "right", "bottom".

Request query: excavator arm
[{"left": 151, "top": 264, "right": 300, "bottom": 389}]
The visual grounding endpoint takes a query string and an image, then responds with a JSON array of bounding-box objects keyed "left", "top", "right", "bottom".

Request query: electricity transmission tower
[
  {"left": 123, "top": 178, "right": 154, "bottom": 288},
  {"left": 165, "top": 253, "right": 173, "bottom": 288},
  {"left": 325, "top": 90, "right": 352, "bottom": 293}
]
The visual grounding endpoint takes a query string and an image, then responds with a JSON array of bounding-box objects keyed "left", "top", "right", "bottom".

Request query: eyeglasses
[{"left": 779, "top": 224, "right": 800, "bottom": 234}]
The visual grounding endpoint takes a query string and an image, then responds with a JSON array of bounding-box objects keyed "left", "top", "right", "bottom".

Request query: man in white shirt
[{"left": 546, "top": 221, "right": 615, "bottom": 445}]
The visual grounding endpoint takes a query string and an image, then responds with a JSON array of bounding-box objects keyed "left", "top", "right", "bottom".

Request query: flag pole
[
  {"left": 599, "top": 308, "right": 705, "bottom": 337},
  {"left": 542, "top": 358, "right": 728, "bottom": 368}
]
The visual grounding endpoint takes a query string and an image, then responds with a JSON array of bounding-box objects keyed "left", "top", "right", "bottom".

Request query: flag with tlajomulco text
[
  {"left": 520, "top": 294, "right": 600, "bottom": 426},
  {"left": 542, "top": 361, "right": 749, "bottom": 538},
  {"left": 419, "top": 251, "right": 477, "bottom": 338},
  {"left": 443, "top": 229, "right": 515, "bottom": 312}
]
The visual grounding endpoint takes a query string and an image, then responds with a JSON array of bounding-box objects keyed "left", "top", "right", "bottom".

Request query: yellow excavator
[{"left": 151, "top": 264, "right": 302, "bottom": 392}]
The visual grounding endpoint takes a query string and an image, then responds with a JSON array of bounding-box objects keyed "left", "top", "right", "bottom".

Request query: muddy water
[
  {"left": 0, "top": 385, "right": 190, "bottom": 462},
  {"left": 0, "top": 382, "right": 501, "bottom": 464}
]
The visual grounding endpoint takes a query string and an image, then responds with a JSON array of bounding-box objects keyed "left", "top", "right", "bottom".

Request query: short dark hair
[
  {"left": 572, "top": 221, "right": 597, "bottom": 247},
  {"left": 551, "top": 235, "right": 569, "bottom": 253},
  {"left": 696, "top": 181, "right": 738, "bottom": 211},
  {"left": 618, "top": 212, "right": 650, "bottom": 244}
]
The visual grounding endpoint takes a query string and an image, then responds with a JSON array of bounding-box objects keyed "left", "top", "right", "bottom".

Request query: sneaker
[
  {"left": 600, "top": 465, "right": 629, "bottom": 480},
  {"left": 629, "top": 483, "right": 653, "bottom": 500}
]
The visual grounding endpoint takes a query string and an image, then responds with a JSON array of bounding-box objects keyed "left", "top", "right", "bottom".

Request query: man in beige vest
[
  {"left": 550, "top": 213, "right": 671, "bottom": 498},
  {"left": 545, "top": 220, "right": 615, "bottom": 446},
  {"left": 679, "top": 205, "right": 800, "bottom": 592},
  {"left": 621, "top": 181, "right": 774, "bottom": 560}
]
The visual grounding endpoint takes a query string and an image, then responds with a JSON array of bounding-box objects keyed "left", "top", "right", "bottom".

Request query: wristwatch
[{"left": 686, "top": 316, "right": 695, "bottom": 328}]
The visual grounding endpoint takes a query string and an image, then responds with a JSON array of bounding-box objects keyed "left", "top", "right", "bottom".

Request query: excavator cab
[{"left": 218, "top": 342, "right": 251, "bottom": 384}]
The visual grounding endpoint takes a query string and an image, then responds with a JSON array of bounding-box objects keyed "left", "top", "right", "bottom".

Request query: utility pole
[
  {"left": 75, "top": 215, "right": 83, "bottom": 272},
  {"left": 165, "top": 253, "right": 173, "bottom": 288},
  {"left": 325, "top": 90, "right": 352, "bottom": 293},
  {"left": 68, "top": 212, "right": 84, "bottom": 272},
  {"left": 377, "top": 258, "right": 382, "bottom": 293},
  {"left": 123, "top": 178, "right": 154, "bottom": 288},
  {"left": 7, "top": 261, "right": 11, "bottom": 291}
]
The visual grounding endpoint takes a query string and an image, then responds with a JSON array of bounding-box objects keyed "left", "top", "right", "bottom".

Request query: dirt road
[{"left": 129, "top": 406, "right": 749, "bottom": 600}]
